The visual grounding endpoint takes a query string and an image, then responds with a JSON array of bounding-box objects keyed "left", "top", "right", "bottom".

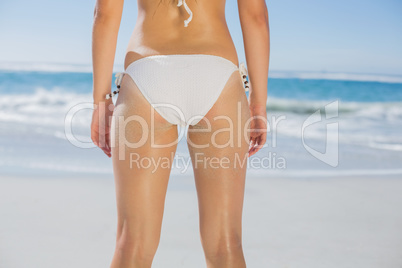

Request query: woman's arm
[
  {"left": 92, "top": 0, "right": 124, "bottom": 105},
  {"left": 238, "top": 0, "right": 270, "bottom": 156},
  {"left": 238, "top": 0, "right": 270, "bottom": 107},
  {"left": 91, "top": 0, "right": 124, "bottom": 157}
]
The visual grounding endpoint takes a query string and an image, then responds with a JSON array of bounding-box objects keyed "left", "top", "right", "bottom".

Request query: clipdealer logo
[{"left": 301, "top": 100, "right": 339, "bottom": 167}]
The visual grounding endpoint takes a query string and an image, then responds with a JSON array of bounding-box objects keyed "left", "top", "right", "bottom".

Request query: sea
[{"left": 1, "top": 62, "right": 402, "bottom": 178}]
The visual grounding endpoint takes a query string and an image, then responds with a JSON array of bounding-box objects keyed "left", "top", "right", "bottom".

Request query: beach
[
  {"left": 1, "top": 173, "right": 401, "bottom": 268},
  {"left": 2, "top": 0, "right": 402, "bottom": 265},
  {"left": 1, "top": 68, "right": 402, "bottom": 267}
]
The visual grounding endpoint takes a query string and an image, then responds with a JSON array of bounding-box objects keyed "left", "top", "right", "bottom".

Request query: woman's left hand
[{"left": 248, "top": 104, "right": 268, "bottom": 157}]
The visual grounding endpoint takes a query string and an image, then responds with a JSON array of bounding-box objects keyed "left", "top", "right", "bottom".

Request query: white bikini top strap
[{"left": 177, "top": 0, "right": 193, "bottom": 27}]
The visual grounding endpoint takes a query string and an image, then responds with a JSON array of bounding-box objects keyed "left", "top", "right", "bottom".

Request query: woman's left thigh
[{"left": 186, "top": 70, "right": 251, "bottom": 252}]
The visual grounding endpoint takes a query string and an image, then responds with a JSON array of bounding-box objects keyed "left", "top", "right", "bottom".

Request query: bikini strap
[
  {"left": 105, "top": 72, "right": 125, "bottom": 99},
  {"left": 115, "top": 72, "right": 125, "bottom": 88},
  {"left": 177, "top": 0, "right": 193, "bottom": 27},
  {"left": 239, "top": 62, "right": 249, "bottom": 92}
]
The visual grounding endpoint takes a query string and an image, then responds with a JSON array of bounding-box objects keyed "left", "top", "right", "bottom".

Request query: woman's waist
[
  {"left": 125, "top": 28, "right": 238, "bottom": 69},
  {"left": 131, "top": 14, "right": 231, "bottom": 41}
]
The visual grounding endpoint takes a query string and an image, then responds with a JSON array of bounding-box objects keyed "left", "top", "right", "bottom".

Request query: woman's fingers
[
  {"left": 248, "top": 136, "right": 256, "bottom": 156},
  {"left": 258, "top": 132, "right": 267, "bottom": 149},
  {"left": 98, "top": 132, "right": 112, "bottom": 157},
  {"left": 249, "top": 137, "right": 259, "bottom": 156},
  {"left": 91, "top": 102, "right": 114, "bottom": 158},
  {"left": 99, "top": 142, "right": 111, "bottom": 157},
  {"left": 101, "top": 145, "right": 111, "bottom": 157},
  {"left": 103, "top": 133, "right": 112, "bottom": 157},
  {"left": 248, "top": 129, "right": 267, "bottom": 157},
  {"left": 91, "top": 128, "right": 112, "bottom": 157},
  {"left": 248, "top": 135, "right": 258, "bottom": 156}
]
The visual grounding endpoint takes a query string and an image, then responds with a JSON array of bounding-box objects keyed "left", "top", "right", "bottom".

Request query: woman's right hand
[{"left": 91, "top": 100, "right": 115, "bottom": 157}]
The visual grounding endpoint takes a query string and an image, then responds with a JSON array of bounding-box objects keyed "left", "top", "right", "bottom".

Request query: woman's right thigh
[{"left": 110, "top": 74, "right": 179, "bottom": 260}]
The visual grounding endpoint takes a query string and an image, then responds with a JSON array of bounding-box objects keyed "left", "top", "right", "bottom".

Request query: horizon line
[{"left": 0, "top": 60, "right": 402, "bottom": 84}]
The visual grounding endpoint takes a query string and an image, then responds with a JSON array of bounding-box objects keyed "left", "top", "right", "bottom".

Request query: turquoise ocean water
[{"left": 1, "top": 65, "right": 402, "bottom": 177}]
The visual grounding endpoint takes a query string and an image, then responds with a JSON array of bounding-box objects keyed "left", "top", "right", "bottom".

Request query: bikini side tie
[
  {"left": 177, "top": 0, "right": 193, "bottom": 27},
  {"left": 105, "top": 72, "right": 125, "bottom": 99},
  {"left": 239, "top": 62, "right": 249, "bottom": 92}
]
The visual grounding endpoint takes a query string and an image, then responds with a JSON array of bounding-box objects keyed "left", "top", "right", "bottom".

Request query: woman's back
[{"left": 126, "top": 0, "right": 238, "bottom": 69}]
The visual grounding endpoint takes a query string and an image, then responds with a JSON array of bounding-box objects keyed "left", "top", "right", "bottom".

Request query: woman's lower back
[{"left": 125, "top": 0, "right": 238, "bottom": 69}]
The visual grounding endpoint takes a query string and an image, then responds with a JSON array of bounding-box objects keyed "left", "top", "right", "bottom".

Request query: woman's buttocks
[{"left": 124, "top": 0, "right": 238, "bottom": 70}]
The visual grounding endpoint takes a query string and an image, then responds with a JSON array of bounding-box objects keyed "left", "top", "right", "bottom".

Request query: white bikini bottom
[{"left": 113, "top": 54, "right": 249, "bottom": 127}]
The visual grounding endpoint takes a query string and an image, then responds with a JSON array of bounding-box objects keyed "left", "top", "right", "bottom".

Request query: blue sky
[{"left": 0, "top": 0, "right": 401, "bottom": 75}]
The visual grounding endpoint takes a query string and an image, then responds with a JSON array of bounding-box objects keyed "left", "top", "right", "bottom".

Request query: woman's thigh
[
  {"left": 110, "top": 74, "right": 179, "bottom": 250},
  {"left": 186, "top": 71, "right": 251, "bottom": 252}
]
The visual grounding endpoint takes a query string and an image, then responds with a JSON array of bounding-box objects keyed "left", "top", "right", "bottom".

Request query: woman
[{"left": 91, "top": 0, "right": 269, "bottom": 267}]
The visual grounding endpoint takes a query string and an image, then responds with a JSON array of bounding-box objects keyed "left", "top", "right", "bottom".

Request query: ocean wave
[
  {"left": 0, "top": 87, "right": 93, "bottom": 128},
  {"left": 269, "top": 71, "right": 402, "bottom": 84},
  {"left": 367, "top": 142, "right": 402, "bottom": 151},
  {"left": 1, "top": 88, "right": 402, "bottom": 153},
  {"left": 266, "top": 96, "right": 402, "bottom": 116},
  {"left": 1, "top": 89, "right": 402, "bottom": 126},
  {"left": 265, "top": 97, "right": 402, "bottom": 152}
]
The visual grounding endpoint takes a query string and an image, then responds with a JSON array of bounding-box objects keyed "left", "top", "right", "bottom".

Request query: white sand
[{"left": 0, "top": 174, "right": 401, "bottom": 268}]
